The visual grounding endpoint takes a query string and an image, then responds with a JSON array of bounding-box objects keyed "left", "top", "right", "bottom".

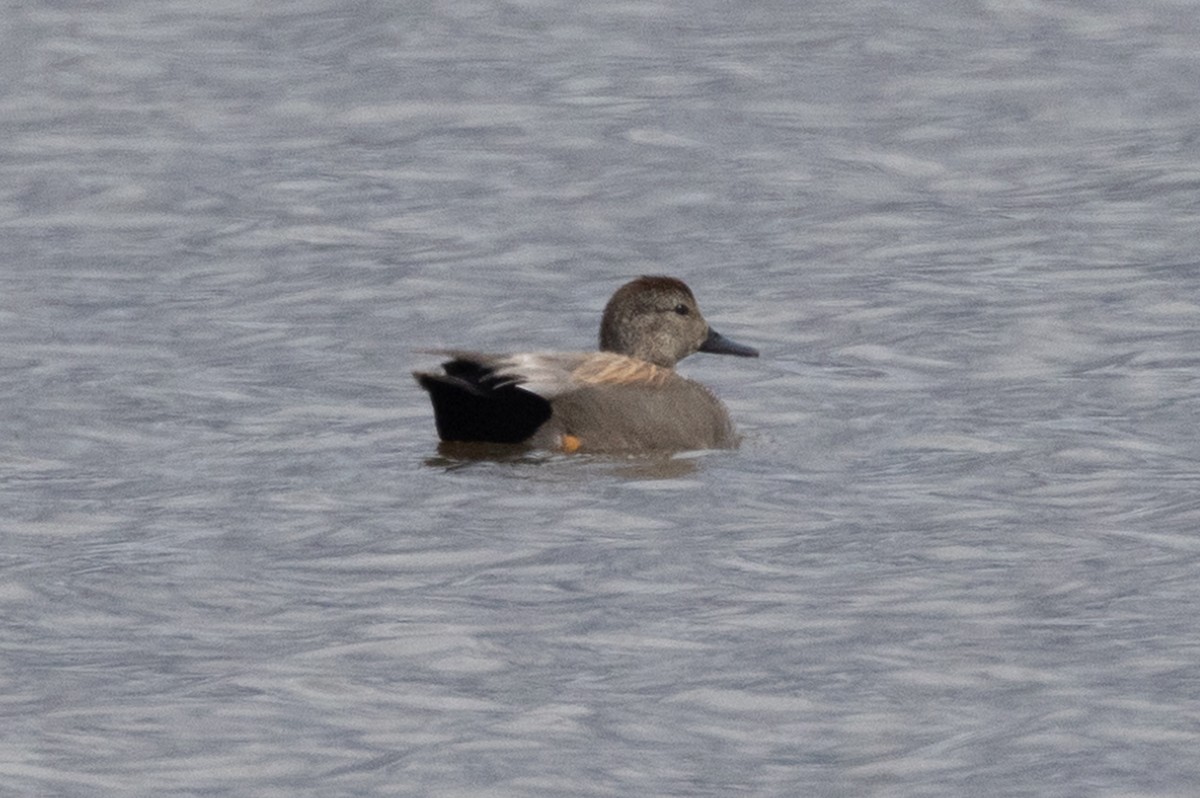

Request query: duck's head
[{"left": 599, "top": 276, "right": 759, "bottom": 368}]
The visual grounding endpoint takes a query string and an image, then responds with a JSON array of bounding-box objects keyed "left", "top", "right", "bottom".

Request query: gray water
[{"left": 4, "top": 1, "right": 1200, "bottom": 795}]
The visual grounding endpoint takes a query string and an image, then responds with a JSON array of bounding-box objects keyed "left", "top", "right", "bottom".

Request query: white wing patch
[{"left": 492, "top": 352, "right": 592, "bottom": 399}]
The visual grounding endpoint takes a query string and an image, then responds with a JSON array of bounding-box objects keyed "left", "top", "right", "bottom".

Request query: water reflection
[
  {"left": 427, "top": 440, "right": 547, "bottom": 466},
  {"left": 425, "top": 441, "right": 704, "bottom": 479}
]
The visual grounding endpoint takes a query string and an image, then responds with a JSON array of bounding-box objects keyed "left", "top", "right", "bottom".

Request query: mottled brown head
[{"left": 599, "top": 276, "right": 758, "bottom": 368}]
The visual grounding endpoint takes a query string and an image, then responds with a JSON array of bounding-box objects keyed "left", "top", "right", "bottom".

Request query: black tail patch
[{"left": 414, "top": 359, "right": 551, "bottom": 444}]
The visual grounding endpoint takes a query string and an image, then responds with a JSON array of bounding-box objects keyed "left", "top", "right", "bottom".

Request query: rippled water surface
[{"left": 4, "top": 1, "right": 1200, "bottom": 795}]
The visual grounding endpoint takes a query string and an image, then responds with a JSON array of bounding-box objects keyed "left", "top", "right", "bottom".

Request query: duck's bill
[{"left": 700, "top": 328, "right": 759, "bottom": 357}]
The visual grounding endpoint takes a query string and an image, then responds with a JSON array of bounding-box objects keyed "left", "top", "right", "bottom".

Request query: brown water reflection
[{"left": 425, "top": 441, "right": 704, "bottom": 480}]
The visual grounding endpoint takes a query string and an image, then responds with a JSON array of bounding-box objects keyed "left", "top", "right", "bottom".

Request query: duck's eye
[{"left": 673, "top": 304, "right": 690, "bottom": 316}]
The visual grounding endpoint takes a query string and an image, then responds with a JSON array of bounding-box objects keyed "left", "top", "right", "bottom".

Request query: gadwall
[{"left": 414, "top": 276, "right": 758, "bottom": 453}]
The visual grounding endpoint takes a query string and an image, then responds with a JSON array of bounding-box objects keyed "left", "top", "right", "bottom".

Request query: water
[{"left": 3, "top": 1, "right": 1200, "bottom": 795}]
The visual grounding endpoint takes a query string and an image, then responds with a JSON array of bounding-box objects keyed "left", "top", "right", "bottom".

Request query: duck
[{"left": 414, "top": 276, "right": 758, "bottom": 453}]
